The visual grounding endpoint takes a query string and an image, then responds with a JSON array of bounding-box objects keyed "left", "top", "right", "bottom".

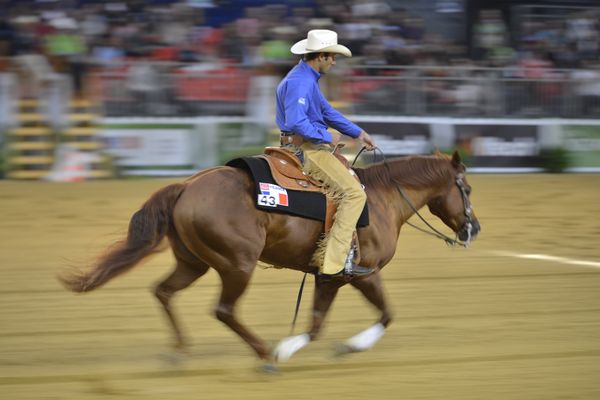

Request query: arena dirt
[{"left": 1, "top": 174, "right": 599, "bottom": 399}]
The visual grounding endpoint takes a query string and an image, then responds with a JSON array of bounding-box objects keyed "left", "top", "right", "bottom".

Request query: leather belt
[{"left": 280, "top": 131, "right": 305, "bottom": 147}]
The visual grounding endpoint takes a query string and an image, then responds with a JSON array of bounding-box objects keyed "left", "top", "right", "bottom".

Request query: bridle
[
  {"left": 454, "top": 172, "right": 474, "bottom": 244},
  {"left": 398, "top": 172, "right": 474, "bottom": 248},
  {"left": 353, "top": 147, "right": 474, "bottom": 248}
]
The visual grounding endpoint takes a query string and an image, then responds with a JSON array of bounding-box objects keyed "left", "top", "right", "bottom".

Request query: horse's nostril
[{"left": 471, "top": 221, "right": 481, "bottom": 235}]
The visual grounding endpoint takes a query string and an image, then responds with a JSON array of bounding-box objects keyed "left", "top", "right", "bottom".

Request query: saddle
[
  {"left": 260, "top": 146, "right": 353, "bottom": 193},
  {"left": 259, "top": 146, "right": 361, "bottom": 250}
]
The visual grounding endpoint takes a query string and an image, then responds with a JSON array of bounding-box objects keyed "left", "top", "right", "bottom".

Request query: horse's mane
[{"left": 354, "top": 153, "right": 454, "bottom": 190}]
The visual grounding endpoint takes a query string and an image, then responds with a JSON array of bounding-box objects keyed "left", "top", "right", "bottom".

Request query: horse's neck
[
  {"left": 396, "top": 187, "right": 437, "bottom": 223},
  {"left": 386, "top": 158, "right": 452, "bottom": 224},
  {"left": 360, "top": 156, "right": 451, "bottom": 229}
]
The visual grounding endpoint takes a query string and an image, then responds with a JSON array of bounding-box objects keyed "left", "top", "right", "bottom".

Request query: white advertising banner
[{"left": 101, "top": 129, "right": 192, "bottom": 167}]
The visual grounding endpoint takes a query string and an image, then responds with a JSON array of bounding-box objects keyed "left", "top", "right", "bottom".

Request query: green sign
[{"left": 563, "top": 126, "right": 600, "bottom": 168}]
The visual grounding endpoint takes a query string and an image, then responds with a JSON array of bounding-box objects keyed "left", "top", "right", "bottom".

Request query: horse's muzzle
[{"left": 458, "top": 220, "right": 480, "bottom": 242}]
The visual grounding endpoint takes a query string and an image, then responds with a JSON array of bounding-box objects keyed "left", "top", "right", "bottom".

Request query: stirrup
[
  {"left": 319, "top": 248, "right": 373, "bottom": 282},
  {"left": 319, "top": 264, "right": 373, "bottom": 282}
]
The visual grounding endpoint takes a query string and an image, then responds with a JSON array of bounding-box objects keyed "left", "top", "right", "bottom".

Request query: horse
[{"left": 61, "top": 150, "right": 480, "bottom": 366}]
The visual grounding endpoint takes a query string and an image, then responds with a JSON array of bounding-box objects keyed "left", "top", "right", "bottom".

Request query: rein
[
  {"left": 395, "top": 182, "right": 470, "bottom": 247},
  {"left": 352, "top": 147, "right": 472, "bottom": 248},
  {"left": 289, "top": 272, "right": 307, "bottom": 335}
]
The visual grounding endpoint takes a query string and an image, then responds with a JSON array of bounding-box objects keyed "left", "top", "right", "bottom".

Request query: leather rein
[{"left": 352, "top": 147, "right": 474, "bottom": 248}]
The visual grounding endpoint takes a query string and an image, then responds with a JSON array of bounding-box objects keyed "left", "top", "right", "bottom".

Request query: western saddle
[{"left": 259, "top": 146, "right": 362, "bottom": 263}]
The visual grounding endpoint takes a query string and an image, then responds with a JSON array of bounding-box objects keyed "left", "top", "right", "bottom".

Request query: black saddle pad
[{"left": 226, "top": 156, "right": 368, "bottom": 226}]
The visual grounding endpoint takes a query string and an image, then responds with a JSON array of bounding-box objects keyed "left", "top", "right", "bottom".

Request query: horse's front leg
[
  {"left": 273, "top": 278, "right": 342, "bottom": 363},
  {"left": 337, "top": 270, "right": 391, "bottom": 355}
]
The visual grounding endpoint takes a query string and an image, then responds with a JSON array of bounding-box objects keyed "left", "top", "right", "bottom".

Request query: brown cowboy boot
[{"left": 318, "top": 247, "right": 374, "bottom": 282}]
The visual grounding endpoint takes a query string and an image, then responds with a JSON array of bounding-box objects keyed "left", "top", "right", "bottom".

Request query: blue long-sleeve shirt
[{"left": 275, "top": 60, "right": 362, "bottom": 144}]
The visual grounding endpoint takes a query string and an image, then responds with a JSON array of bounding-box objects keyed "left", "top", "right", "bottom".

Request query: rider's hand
[
  {"left": 330, "top": 130, "right": 342, "bottom": 147},
  {"left": 358, "top": 130, "right": 376, "bottom": 150}
]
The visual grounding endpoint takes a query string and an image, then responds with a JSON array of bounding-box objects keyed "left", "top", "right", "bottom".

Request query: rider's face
[{"left": 318, "top": 54, "right": 337, "bottom": 74}]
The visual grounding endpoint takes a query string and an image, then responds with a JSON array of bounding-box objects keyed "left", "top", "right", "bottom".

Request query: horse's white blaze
[
  {"left": 344, "top": 323, "right": 385, "bottom": 352},
  {"left": 273, "top": 333, "right": 310, "bottom": 363}
]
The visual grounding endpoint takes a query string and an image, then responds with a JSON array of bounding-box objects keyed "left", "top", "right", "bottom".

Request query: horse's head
[{"left": 427, "top": 151, "right": 481, "bottom": 245}]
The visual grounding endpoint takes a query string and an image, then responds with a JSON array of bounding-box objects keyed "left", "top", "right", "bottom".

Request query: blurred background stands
[{"left": 0, "top": 0, "right": 599, "bottom": 178}]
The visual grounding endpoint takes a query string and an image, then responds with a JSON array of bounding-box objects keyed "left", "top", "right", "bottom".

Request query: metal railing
[
  {"left": 2, "top": 62, "right": 600, "bottom": 120},
  {"left": 339, "top": 65, "right": 599, "bottom": 118},
  {"left": 87, "top": 62, "right": 254, "bottom": 117}
]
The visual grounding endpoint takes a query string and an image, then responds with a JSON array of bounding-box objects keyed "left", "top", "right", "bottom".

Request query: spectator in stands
[
  {"left": 218, "top": 22, "right": 245, "bottom": 63},
  {"left": 0, "top": 16, "right": 16, "bottom": 63},
  {"left": 571, "top": 60, "right": 600, "bottom": 116},
  {"left": 90, "top": 34, "right": 124, "bottom": 66},
  {"left": 473, "top": 9, "right": 508, "bottom": 63},
  {"left": 126, "top": 51, "right": 160, "bottom": 115},
  {"left": 258, "top": 26, "right": 295, "bottom": 76},
  {"left": 566, "top": 10, "right": 600, "bottom": 61},
  {"left": 12, "top": 15, "right": 53, "bottom": 98},
  {"left": 44, "top": 17, "right": 87, "bottom": 99}
]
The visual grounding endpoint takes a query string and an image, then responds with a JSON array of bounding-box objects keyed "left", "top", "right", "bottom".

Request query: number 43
[{"left": 259, "top": 195, "right": 276, "bottom": 207}]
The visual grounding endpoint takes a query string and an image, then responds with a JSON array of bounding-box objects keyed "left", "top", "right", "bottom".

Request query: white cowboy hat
[{"left": 290, "top": 29, "right": 352, "bottom": 57}]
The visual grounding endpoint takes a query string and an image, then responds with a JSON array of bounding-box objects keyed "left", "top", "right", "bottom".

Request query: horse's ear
[{"left": 451, "top": 150, "right": 462, "bottom": 166}]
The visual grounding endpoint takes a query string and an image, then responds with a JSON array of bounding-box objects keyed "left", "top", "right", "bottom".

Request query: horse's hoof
[
  {"left": 273, "top": 333, "right": 310, "bottom": 363},
  {"left": 173, "top": 344, "right": 190, "bottom": 356},
  {"left": 333, "top": 343, "right": 357, "bottom": 357},
  {"left": 159, "top": 351, "right": 187, "bottom": 365},
  {"left": 258, "top": 363, "right": 280, "bottom": 374}
]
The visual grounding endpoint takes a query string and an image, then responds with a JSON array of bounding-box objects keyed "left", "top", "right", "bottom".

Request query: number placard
[{"left": 257, "top": 183, "right": 289, "bottom": 207}]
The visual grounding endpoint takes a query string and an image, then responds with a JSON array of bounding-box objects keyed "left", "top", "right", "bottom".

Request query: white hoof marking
[
  {"left": 273, "top": 333, "right": 310, "bottom": 363},
  {"left": 343, "top": 323, "right": 385, "bottom": 352}
]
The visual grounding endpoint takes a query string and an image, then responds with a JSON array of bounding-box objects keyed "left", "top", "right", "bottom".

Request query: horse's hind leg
[
  {"left": 337, "top": 271, "right": 391, "bottom": 354},
  {"left": 214, "top": 267, "right": 272, "bottom": 361},
  {"left": 154, "top": 257, "right": 209, "bottom": 350}
]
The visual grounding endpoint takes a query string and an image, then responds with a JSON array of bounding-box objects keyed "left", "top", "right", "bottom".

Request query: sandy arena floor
[{"left": 1, "top": 174, "right": 599, "bottom": 399}]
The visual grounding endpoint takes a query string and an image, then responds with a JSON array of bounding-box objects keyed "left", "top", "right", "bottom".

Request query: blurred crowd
[
  {"left": 473, "top": 8, "right": 600, "bottom": 69},
  {"left": 0, "top": 0, "right": 599, "bottom": 117},
  {"left": 0, "top": 0, "right": 447, "bottom": 98}
]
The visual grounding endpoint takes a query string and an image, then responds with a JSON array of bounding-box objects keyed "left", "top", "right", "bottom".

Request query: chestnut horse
[{"left": 62, "top": 150, "right": 479, "bottom": 365}]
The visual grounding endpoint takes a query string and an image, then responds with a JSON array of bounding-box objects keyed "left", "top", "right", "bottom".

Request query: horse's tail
[{"left": 60, "top": 183, "right": 187, "bottom": 293}]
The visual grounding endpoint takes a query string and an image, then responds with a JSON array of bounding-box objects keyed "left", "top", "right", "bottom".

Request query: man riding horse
[
  {"left": 276, "top": 29, "right": 377, "bottom": 281},
  {"left": 61, "top": 30, "right": 480, "bottom": 368}
]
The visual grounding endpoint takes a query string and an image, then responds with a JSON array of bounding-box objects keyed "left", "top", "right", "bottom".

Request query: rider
[{"left": 275, "top": 29, "right": 377, "bottom": 280}]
